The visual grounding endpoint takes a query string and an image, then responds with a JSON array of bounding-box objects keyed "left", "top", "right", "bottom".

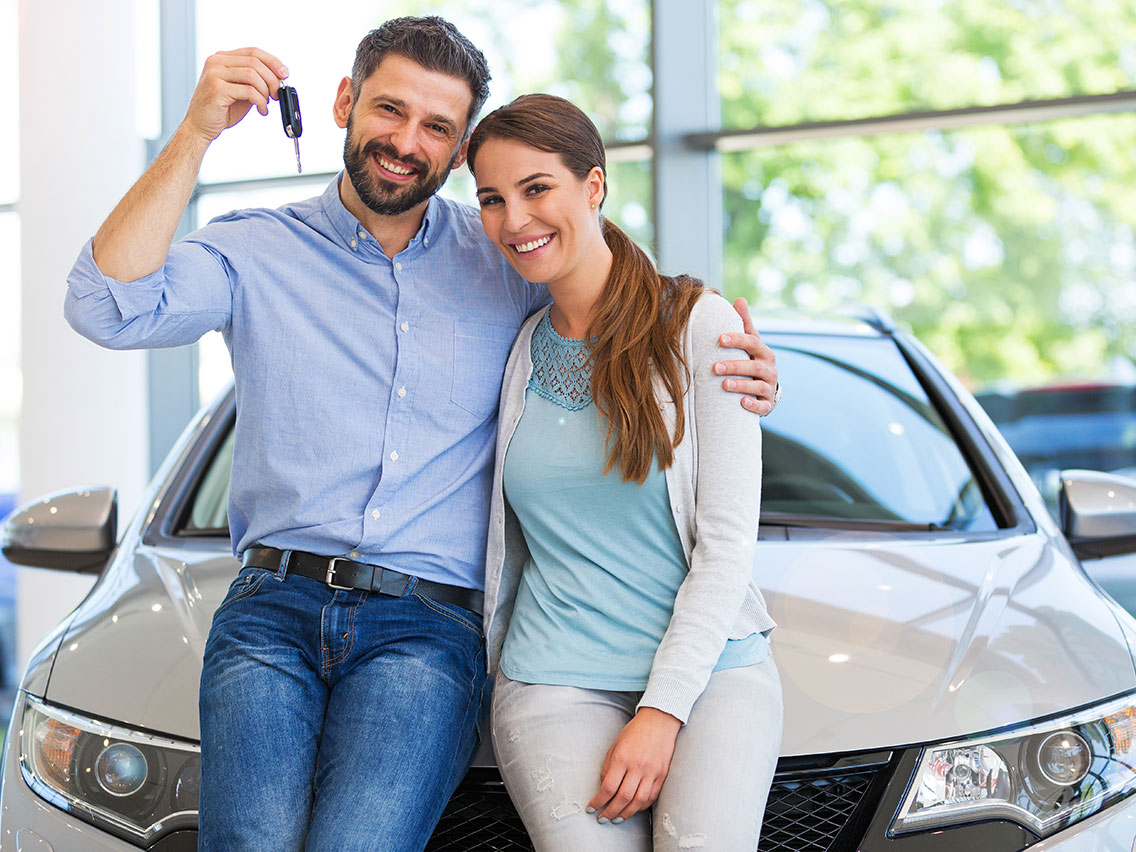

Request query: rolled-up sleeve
[{"left": 64, "top": 229, "right": 238, "bottom": 350}]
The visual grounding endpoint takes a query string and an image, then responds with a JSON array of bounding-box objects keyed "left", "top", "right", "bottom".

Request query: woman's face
[{"left": 473, "top": 137, "right": 606, "bottom": 288}]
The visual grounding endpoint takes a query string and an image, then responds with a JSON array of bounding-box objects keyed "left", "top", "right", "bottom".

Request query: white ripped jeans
[{"left": 491, "top": 655, "right": 783, "bottom": 851}]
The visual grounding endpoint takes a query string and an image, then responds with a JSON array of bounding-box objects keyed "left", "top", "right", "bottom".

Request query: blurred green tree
[
  {"left": 718, "top": 0, "right": 1136, "bottom": 385},
  {"left": 380, "top": 0, "right": 1136, "bottom": 385}
]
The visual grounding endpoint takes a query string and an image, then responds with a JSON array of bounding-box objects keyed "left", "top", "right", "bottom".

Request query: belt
[{"left": 241, "top": 547, "right": 484, "bottom": 615}]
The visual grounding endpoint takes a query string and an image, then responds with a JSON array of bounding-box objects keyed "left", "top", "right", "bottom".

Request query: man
[{"left": 65, "top": 16, "right": 779, "bottom": 852}]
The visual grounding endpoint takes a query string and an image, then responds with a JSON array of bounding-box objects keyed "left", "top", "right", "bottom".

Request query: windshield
[
  {"left": 760, "top": 333, "right": 998, "bottom": 531},
  {"left": 178, "top": 332, "right": 1000, "bottom": 537}
]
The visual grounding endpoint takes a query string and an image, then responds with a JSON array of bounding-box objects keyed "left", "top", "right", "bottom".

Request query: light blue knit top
[{"left": 499, "top": 312, "right": 766, "bottom": 691}]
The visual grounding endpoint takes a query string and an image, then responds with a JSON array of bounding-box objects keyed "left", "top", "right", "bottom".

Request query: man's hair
[{"left": 352, "top": 16, "right": 491, "bottom": 137}]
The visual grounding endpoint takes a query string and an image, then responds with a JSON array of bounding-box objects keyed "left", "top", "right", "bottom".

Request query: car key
[{"left": 278, "top": 86, "right": 303, "bottom": 173}]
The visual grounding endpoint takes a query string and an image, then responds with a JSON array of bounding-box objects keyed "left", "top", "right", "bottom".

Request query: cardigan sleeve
[{"left": 638, "top": 293, "right": 763, "bottom": 723}]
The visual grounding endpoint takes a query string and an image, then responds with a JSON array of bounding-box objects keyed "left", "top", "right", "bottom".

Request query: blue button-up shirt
[{"left": 65, "top": 175, "right": 549, "bottom": 590}]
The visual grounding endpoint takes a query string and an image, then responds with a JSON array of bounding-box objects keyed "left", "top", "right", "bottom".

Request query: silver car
[{"left": 5, "top": 309, "right": 1136, "bottom": 851}]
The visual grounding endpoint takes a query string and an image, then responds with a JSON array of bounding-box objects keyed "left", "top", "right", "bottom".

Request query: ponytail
[{"left": 587, "top": 219, "right": 703, "bottom": 484}]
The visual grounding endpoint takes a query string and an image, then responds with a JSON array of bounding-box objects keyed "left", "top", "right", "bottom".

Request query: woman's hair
[{"left": 467, "top": 94, "right": 705, "bottom": 484}]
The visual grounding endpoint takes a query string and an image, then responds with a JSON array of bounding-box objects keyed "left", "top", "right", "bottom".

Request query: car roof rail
[{"left": 832, "top": 302, "right": 899, "bottom": 334}]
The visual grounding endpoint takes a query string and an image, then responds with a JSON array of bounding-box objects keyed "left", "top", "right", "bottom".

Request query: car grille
[
  {"left": 425, "top": 782, "right": 532, "bottom": 851},
  {"left": 426, "top": 762, "right": 888, "bottom": 852},
  {"left": 759, "top": 768, "right": 880, "bottom": 851}
]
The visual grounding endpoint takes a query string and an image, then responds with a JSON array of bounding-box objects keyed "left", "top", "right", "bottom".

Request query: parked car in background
[
  {"left": 976, "top": 382, "right": 1136, "bottom": 615},
  {"left": 6, "top": 309, "right": 1136, "bottom": 851},
  {"left": 975, "top": 382, "right": 1136, "bottom": 514}
]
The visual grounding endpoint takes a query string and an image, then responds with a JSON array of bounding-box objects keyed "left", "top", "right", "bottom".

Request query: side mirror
[
  {"left": 1, "top": 487, "right": 117, "bottom": 574},
  {"left": 1059, "top": 470, "right": 1136, "bottom": 560}
]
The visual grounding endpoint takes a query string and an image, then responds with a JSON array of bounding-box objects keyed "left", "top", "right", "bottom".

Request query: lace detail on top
[{"left": 529, "top": 312, "right": 593, "bottom": 410}]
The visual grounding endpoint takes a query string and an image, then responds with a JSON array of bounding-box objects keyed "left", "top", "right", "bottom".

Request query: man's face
[{"left": 336, "top": 54, "right": 474, "bottom": 217}]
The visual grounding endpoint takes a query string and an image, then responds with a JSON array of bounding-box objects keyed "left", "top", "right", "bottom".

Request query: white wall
[{"left": 17, "top": 0, "right": 150, "bottom": 668}]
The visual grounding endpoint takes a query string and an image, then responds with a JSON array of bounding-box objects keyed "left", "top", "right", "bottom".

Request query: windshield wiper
[{"left": 760, "top": 513, "right": 952, "bottom": 532}]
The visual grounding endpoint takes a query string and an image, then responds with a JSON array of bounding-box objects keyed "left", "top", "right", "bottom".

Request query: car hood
[{"left": 43, "top": 531, "right": 1136, "bottom": 756}]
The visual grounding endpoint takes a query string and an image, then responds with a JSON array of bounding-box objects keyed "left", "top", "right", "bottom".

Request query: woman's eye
[
  {"left": 478, "top": 196, "right": 502, "bottom": 208},
  {"left": 525, "top": 184, "right": 551, "bottom": 196}
]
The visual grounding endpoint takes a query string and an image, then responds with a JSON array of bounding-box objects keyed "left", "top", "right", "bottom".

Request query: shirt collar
[{"left": 320, "top": 172, "right": 445, "bottom": 258}]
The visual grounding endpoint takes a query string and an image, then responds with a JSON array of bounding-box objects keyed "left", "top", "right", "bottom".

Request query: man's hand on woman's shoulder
[{"left": 713, "top": 297, "right": 779, "bottom": 415}]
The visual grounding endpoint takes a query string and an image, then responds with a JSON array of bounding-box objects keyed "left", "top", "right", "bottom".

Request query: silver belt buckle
[{"left": 324, "top": 557, "right": 354, "bottom": 591}]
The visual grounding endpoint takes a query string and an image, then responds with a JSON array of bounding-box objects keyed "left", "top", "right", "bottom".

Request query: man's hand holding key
[{"left": 183, "top": 47, "right": 290, "bottom": 143}]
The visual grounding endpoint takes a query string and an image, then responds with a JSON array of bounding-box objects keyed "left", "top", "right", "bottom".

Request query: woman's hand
[{"left": 587, "top": 707, "right": 683, "bottom": 823}]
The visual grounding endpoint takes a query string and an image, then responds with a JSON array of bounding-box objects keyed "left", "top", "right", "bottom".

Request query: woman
[{"left": 469, "top": 94, "right": 782, "bottom": 851}]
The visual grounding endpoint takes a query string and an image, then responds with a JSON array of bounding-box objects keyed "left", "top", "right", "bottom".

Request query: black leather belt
[{"left": 241, "top": 547, "right": 483, "bottom": 615}]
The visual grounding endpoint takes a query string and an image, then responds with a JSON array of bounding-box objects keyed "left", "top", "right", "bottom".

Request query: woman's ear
[{"left": 586, "top": 166, "right": 606, "bottom": 209}]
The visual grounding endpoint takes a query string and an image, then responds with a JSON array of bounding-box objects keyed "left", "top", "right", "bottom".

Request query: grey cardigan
[{"left": 483, "top": 292, "right": 776, "bottom": 723}]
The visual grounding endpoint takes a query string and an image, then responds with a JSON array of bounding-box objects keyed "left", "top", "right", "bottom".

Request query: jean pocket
[
  {"left": 214, "top": 566, "right": 270, "bottom": 616},
  {"left": 415, "top": 594, "right": 484, "bottom": 637},
  {"left": 450, "top": 322, "right": 518, "bottom": 419}
]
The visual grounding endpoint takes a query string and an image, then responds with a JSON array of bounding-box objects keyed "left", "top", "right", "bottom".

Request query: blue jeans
[{"left": 198, "top": 562, "right": 487, "bottom": 852}]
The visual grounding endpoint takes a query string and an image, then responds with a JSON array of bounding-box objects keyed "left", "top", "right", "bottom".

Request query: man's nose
[{"left": 386, "top": 123, "right": 419, "bottom": 161}]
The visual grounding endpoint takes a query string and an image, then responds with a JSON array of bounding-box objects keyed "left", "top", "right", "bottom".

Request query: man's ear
[
  {"left": 333, "top": 76, "right": 353, "bottom": 129},
  {"left": 450, "top": 137, "right": 470, "bottom": 171}
]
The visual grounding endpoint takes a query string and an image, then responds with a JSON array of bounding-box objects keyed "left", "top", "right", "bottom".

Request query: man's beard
[{"left": 342, "top": 114, "right": 460, "bottom": 217}]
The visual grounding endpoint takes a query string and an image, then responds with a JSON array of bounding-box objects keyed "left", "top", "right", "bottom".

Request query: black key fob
[{"left": 279, "top": 86, "right": 302, "bottom": 138}]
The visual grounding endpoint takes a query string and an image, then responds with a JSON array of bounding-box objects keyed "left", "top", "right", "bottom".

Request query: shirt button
[
  {"left": 359, "top": 231, "right": 367, "bottom": 240},
  {"left": 349, "top": 551, "right": 360, "bottom": 559},
  {"left": 395, "top": 262, "right": 403, "bottom": 271},
  {"left": 397, "top": 387, "right": 407, "bottom": 398},
  {"left": 424, "top": 237, "right": 430, "bottom": 246},
  {"left": 389, "top": 451, "right": 399, "bottom": 461},
  {"left": 350, "top": 239, "right": 357, "bottom": 249},
  {"left": 371, "top": 509, "right": 381, "bottom": 520},
  {"left": 400, "top": 321, "right": 409, "bottom": 332}
]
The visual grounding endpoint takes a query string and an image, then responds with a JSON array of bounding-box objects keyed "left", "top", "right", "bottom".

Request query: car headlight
[
  {"left": 18, "top": 693, "right": 199, "bottom": 845},
  {"left": 891, "top": 690, "right": 1136, "bottom": 838}
]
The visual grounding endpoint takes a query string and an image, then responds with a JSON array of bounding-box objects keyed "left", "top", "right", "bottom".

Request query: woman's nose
[{"left": 503, "top": 201, "right": 530, "bottom": 232}]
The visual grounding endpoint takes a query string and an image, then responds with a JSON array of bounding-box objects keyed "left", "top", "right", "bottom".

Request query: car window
[
  {"left": 180, "top": 427, "right": 234, "bottom": 535},
  {"left": 176, "top": 333, "right": 1000, "bottom": 537},
  {"left": 761, "top": 333, "right": 999, "bottom": 531}
]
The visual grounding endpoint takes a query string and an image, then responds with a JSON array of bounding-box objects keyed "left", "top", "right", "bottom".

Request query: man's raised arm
[{"left": 92, "top": 48, "right": 289, "bottom": 281}]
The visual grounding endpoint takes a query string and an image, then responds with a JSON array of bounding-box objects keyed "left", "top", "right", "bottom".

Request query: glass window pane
[
  {"left": 0, "top": 214, "right": 19, "bottom": 496},
  {"left": 0, "top": 0, "right": 18, "bottom": 204},
  {"left": 719, "top": 0, "right": 1136, "bottom": 128},
  {"left": 976, "top": 384, "right": 1136, "bottom": 516},
  {"left": 762, "top": 334, "right": 998, "bottom": 530},
  {"left": 192, "top": 180, "right": 331, "bottom": 402},
  {"left": 723, "top": 114, "right": 1136, "bottom": 385},
  {"left": 196, "top": 0, "right": 650, "bottom": 182},
  {"left": 607, "top": 158, "right": 654, "bottom": 249},
  {"left": 0, "top": 211, "right": 19, "bottom": 371},
  {"left": 183, "top": 426, "right": 234, "bottom": 535}
]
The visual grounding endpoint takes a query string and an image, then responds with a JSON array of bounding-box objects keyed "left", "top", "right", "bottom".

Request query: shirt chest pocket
[{"left": 451, "top": 321, "right": 519, "bottom": 419}]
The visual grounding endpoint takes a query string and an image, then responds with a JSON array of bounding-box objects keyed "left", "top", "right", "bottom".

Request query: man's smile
[{"left": 376, "top": 154, "right": 417, "bottom": 178}]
